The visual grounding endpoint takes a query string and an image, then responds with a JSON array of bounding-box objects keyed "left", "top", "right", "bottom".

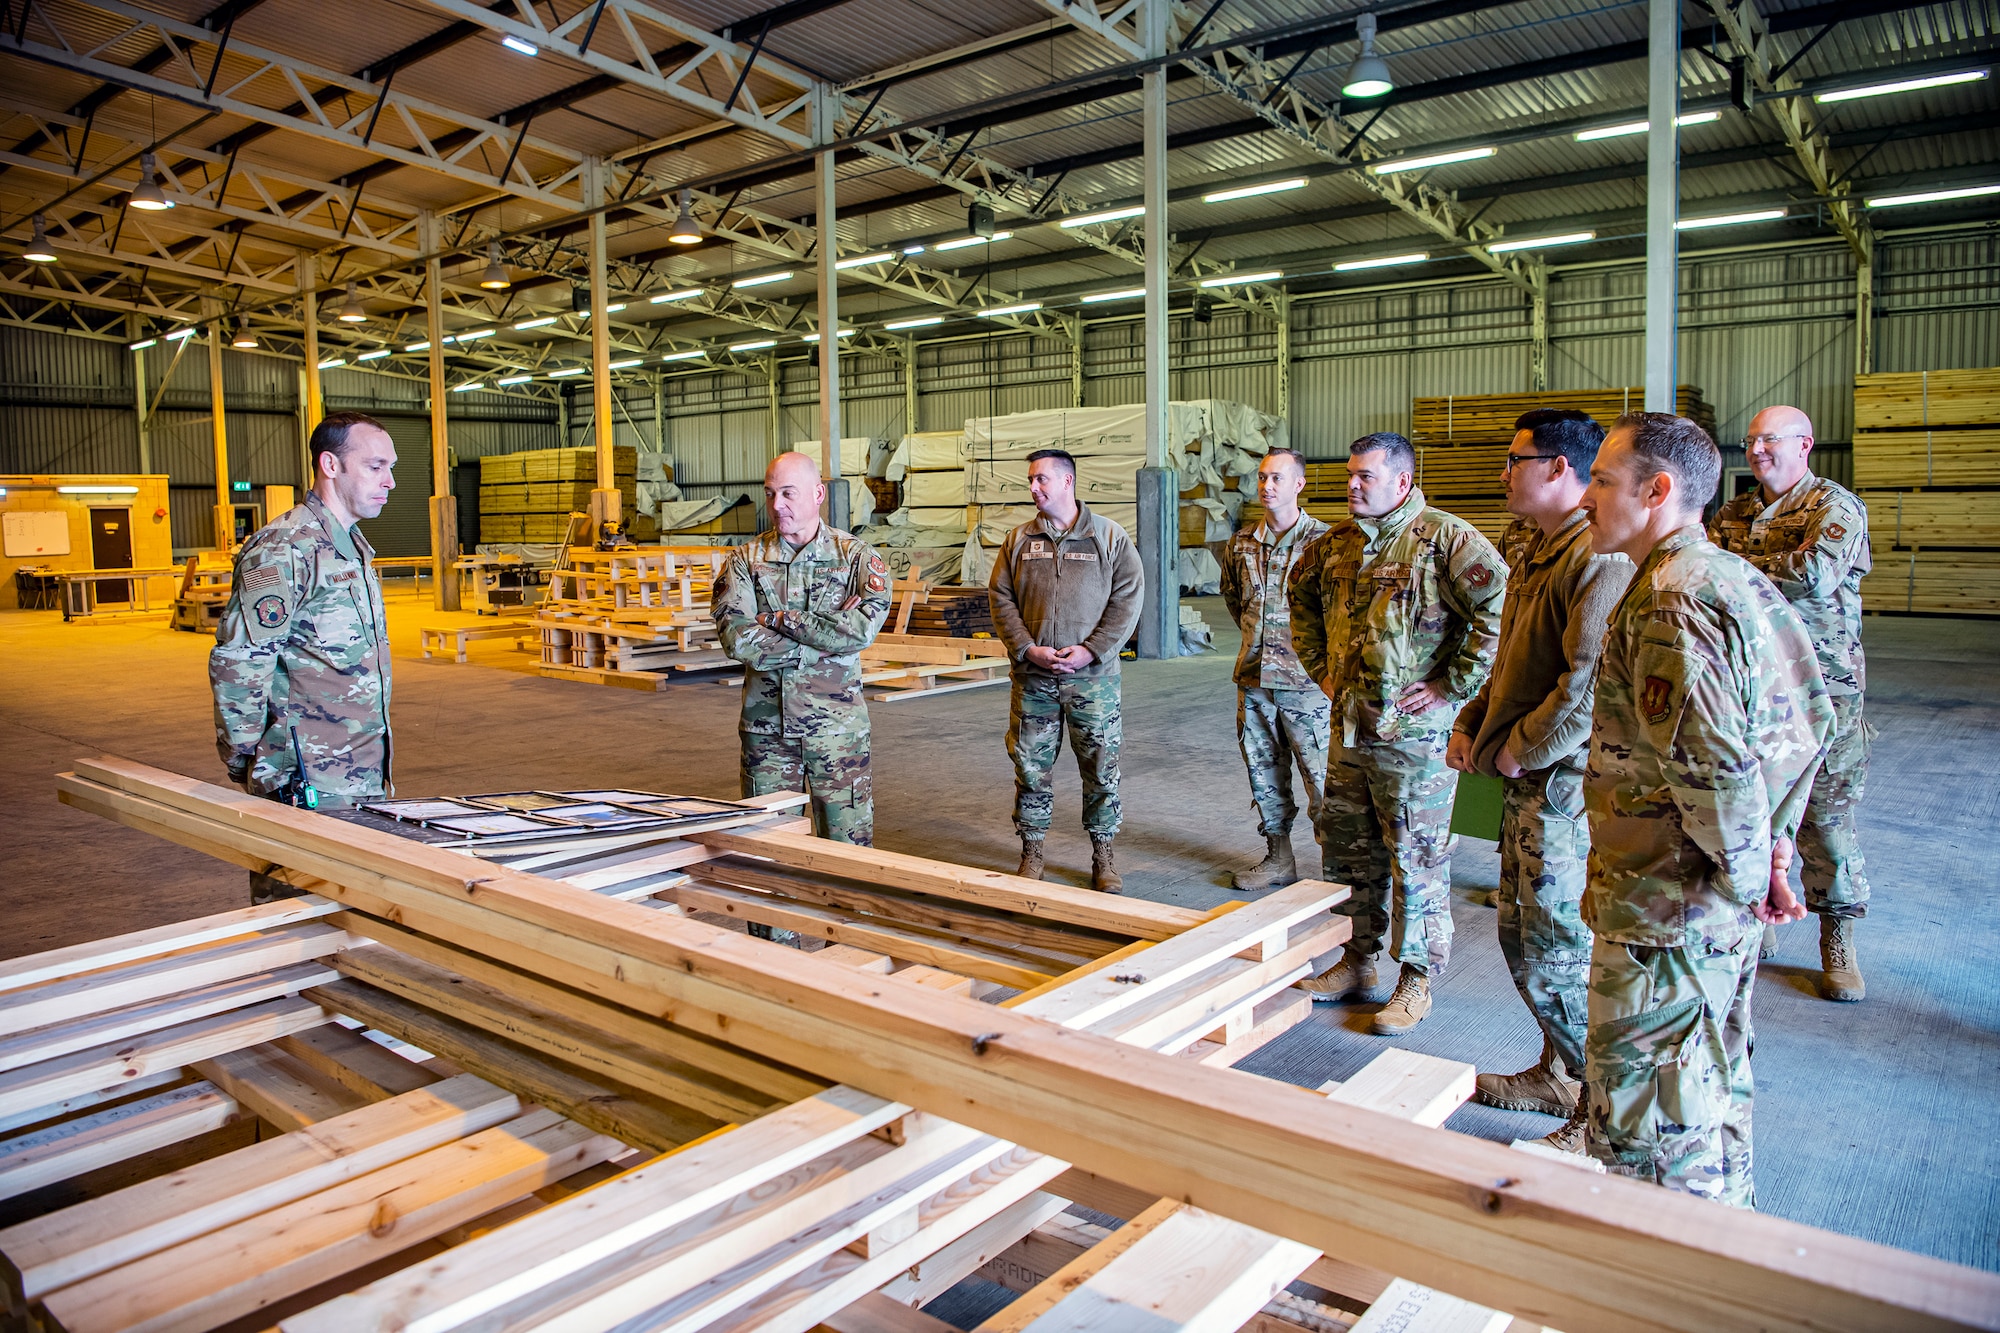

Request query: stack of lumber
[
  {"left": 530, "top": 546, "right": 732, "bottom": 689},
  {"left": 17, "top": 755, "right": 1995, "bottom": 1333},
  {"left": 479, "top": 447, "right": 638, "bottom": 543},
  {"left": 904, "top": 583, "right": 998, "bottom": 638},
  {"left": 1857, "top": 367, "right": 2000, "bottom": 616},
  {"left": 1410, "top": 385, "right": 1717, "bottom": 445},
  {"left": 856, "top": 575, "right": 1010, "bottom": 702},
  {"left": 1248, "top": 448, "right": 1512, "bottom": 543}
]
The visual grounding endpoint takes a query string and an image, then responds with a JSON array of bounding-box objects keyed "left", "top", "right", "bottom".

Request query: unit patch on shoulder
[
  {"left": 254, "top": 594, "right": 289, "bottom": 629},
  {"left": 867, "top": 572, "right": 887, "bottom": 592},
  {"left": 1639, "top": 675, "right": 1674, "bottom": 725},
  {"left": 1465, "top": 562, "right": 1493, "bottom": 588},
  {"left": 1824, "top": 523, "right": 1847, "bottom": 542}
]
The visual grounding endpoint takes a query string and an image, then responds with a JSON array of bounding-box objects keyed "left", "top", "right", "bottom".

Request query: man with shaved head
[
  {"left": 714, "top": 451, "right": 893, "bottom": 878},
  {"left": 1711, "top": 405, "right": 1873, "bottom": 1001}
]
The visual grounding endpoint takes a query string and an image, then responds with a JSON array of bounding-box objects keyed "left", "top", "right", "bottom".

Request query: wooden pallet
[
  {"left": 1861, "top": 491, "right": 2000, "bottom": 548},
  {"left": 1861, "top": 547, "right": 2000, "bottom": 616},
  {"left": 419, "top": 621, "right": 537, "bottom": 663},
  {"left": 1853, "top": 429, "right": 2000, "bottom": 489},
  {"left": 1854, "top": 367, "right": 2000, "bottom": 431}
]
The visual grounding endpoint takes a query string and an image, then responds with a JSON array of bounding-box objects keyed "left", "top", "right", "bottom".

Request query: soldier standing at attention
[
  {"left": 210, "top": 410, "right": 396, "bottom": 902},
  {"left": 1291, "top": 433, "right": 1506, "bottom": 1033},
  {"left": 1580, "top": 412, "right": 1833, "bottom": 1205},
  {"left": 1710, "top": 405, "right": 1873, "bottom": 1001},
  {"left": 713, "top": 452, "right": 893, "bottom": 851},
  {"left": 1450, "top": 409, "right": 1631, "bottom": 1152},
  {"left": 1220, "top": 448, "right": 1331, "bottom": 890},
  {"left": 988, "top": 449, "right": 1144, "bottom": 892}
]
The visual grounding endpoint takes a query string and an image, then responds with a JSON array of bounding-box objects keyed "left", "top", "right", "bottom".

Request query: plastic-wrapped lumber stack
[
  {"left": 479, "top": 447, "right": 637, "bottom": 543},
  {"left": 889, "top": 431, "right": 972, "bottom": 528},
  {"left": 1856, "top": 366, "right": 2000, "bottom": 615}
]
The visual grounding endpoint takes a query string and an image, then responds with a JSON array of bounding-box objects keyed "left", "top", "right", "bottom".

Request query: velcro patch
[
  {"left": 1021, "top": 548, "right": 1054, "bottom": 561},
  {"left": 1062, "top": 551, "right": 1098, "bottom": 562},
  {"left": 239, "top": 563, "right": 282, "bottom": 597},
  {"left": 1640, "top": 675, "right": 1674, "bottom": 725},
  {"left": 1824, "top": 522, "right": 1847, "bottom": 542},
  {"left": 867, "top": 573, "right": 886, "bottom": 592},
  {"left": 254, "top": 594, "right": 289, "bottom": 629},
  {"left": 325, "top": 568, "right": 359, "bottom": 586},
  {"left": 1466, "top": 562, "right": 1493, "bottom": 588}
]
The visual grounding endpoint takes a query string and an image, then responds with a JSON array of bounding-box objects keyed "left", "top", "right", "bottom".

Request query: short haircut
[
  {"left": 310, "top": 411, "right": 385, "bottom": 473},
  {"left": 1350, "top": 431, "right": 1415, "bottom": 476},
  {"left": 1613, "top": 411, "right": 1721, "bottom": 515},
  {"left": 1025, "top": 448, "right": 1076, "bottom": 477},
  {"left": 1515, "top": 408, "right": 1605, "bottom": 476},
  {"left": 1262, "top": 447, "right": 1307, "bottom": 475}
]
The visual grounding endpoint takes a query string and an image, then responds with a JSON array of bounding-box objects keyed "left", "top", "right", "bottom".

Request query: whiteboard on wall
[{"left": 3, "top": 511, "right": 71, "bottom": 557}]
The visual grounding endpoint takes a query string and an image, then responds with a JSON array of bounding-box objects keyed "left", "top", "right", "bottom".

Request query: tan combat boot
[
  {"left": 1759, "top": 922, "right": 1780, "bottom": 960},
  {"left": 1474, "top": 1036, "right": 1581, "bottom": 1116},
  {"left": 1299, "top": 949, "right": 1380, "bottom": 1003},
  {"left": 1090, "top": 835, "right": 1122, "bottom": 894},
  {"left": 1819, "top": 916, "right": 1865, "bottom": 1002},
  {"left": 1017, "top": 837, "right": 1045, "bottom": 881},
  {"left": 1539, "top": 1099, "right": 1589, "bottom": 1155},
  {"left": 1231, "top": 832, "right": 1298, "bottom": 891},
  {"left": 1370, "top": 965, "right": 1433, "bottom": 1036}
]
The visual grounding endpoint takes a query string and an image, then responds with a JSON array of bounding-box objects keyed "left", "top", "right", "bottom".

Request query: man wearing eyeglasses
[
  {"left": 1710, "top": 406, "right": 1872, "bottom": 1002},
  {"left": 1450, "top": 409, "right": 1631, "bottom": 1153}
]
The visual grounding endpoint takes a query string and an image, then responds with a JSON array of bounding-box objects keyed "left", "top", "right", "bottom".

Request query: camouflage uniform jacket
[
  {"left": 988, "top": 503, "right": 1144, "bottom": 679},
  {"left": 713, "top": 524, "right": 892, "bottom": 738},
  {"left": 209, "top": 491, "right": 392, "bottom": 805},
  {"left": 1219, "top": 512, "right": 1330, "bottom": 691},
  {"left": 1585, "top": 526, "right": 1836, "bottom": 950},
  {"left": 1289, "top": 486, "right": 1507, "bottom": 745},
  {"left": 1710, "top": 471, "right": 1869, "bottom": 696}
]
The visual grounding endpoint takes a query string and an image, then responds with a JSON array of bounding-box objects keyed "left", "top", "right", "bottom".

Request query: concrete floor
[{"left": 1, "top": 587, "right": 1995, "bottom": 1273}]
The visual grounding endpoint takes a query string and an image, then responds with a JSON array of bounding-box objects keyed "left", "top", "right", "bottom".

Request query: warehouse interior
[{"left": 2, "top": 0, "right": 1998, "bottom": 1330}]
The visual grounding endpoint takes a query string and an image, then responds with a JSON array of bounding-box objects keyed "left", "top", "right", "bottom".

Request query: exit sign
[{"left": 232, "top": 481, "right": 251, "bottom": 492}]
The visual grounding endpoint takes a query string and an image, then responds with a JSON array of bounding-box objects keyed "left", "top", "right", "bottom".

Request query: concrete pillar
[
  {"left": 813, "top": 86, "right": 846, "bottom": 529},
  {"left": 132, "top": 336, "right": 150, "bottom": 476},
  {"left": 207, "top": 308, "right": 233, "bottom": 550},
  {"left": 1136, "top": 0, "right": 1177, "bottom": 660},
  {"left": 1529, "top": 264, "right": 1550, "bottom": 392},
  {"left": 904, "top": 338, "right": 919, "bottom": 434},
  {"left": 1643, "top": 0, "right": 1679, "bottom": 412},
  {"left": 767, "top": 352, "right": 782, "bottom": 458},
  {"left": 585, "top": 157, "right": 620, "bottom": 537},
  {"left": 1274, "top": 293, "right": 1292, "bottom": 419},
  {"left": 652, "top": 373, "right": 666, "bottom": 451},
  {"left": 1070, "top": 315, "right": 1085, "bottom": 407},
  {"left": 1854, "top": 250, "right": 1875, "bottom": 378},
  {"left": 423, "top": 211, "right": 460, "bottom": 610}
]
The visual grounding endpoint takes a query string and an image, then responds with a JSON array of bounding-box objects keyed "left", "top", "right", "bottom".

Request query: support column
[
  {"left": 1854, "top": 247, "right": 1875, "bottom": 378},
  {"left": 767, "top": 352, "right": 782, "bottom": 459},
  {"left": 132, "top": 332, "right": 150, "bottom": 476},
  {"left": 299, "top": 251, "right": 323, "bottom": 436},
  {"left": 1069, "top": 315, "right": 1085, "bottom": 407},
  {"left": 813, "top": 88, "right": 847, "bottom": 531},
  {"left": 585, "top": 157, "right": 620, "bottom": 539},
  {"left": 904, "top": 338, "right": 919, "bottom": 434},
  {"left": 1643, "top": 0, "right": 1680, "bottom": 413},
  {"left": 1274, "top": 293, "right": 1292, "bottom": 419},
  {"left": 1136, "top": 0, "right": 1177, "bottom": 660},
  {"left": 652, "top": 373, "right": 666, "bottom": 452},
  {"left": 1529, "top": 263, "right": 1550, "bottom": 392},
  {"left": 423, "top": 211, "right": 460, "bottom": 610},
  {"left": 206, "top": 305, "right": 234, "bottom": 550}
]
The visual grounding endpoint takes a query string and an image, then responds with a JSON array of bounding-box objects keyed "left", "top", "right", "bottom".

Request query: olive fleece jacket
[{"left": 987, "top": 502, "right": 1145, "bottom": 678}]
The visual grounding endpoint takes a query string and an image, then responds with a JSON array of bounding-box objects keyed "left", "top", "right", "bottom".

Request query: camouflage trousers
[
  {"left": 1497, "top": 762, "right": 1593, "bottom": 1080},
  {"left": 1799, "top": 693, "right": 1871, "bottom": 919},
  {"left": 1586, "top": 934, "right": 1758, "bottom": 1208},
  {"left": 741, "top": 724, "right": 874, "bottom": 847},
  {"left": 1237, "top": 687, "right": 1331, "bottom": 839},
  {"left": 1008, "top": 673, "right": 1122, "bottom": 838},
  {"left": 1318, "top": 730, "right": 1457, "bottom": 976}
]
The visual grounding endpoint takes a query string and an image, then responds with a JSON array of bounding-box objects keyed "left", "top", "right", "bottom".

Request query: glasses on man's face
[
  {"left": 1741, "top": 433, "right": 1806, "bottom": 449},
  {"left": 1504, "top": 453, "right": 1562, "bottom": 472}
]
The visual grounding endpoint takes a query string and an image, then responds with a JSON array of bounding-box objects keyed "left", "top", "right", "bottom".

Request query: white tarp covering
[
  {"left": 656, "top": 494, "right": 744, "bottom": 531},
  {"left": 961, "top": 404, "right": 1204, "bottom": 462},
  {"left": 902, "top": 470, "right": 968, "bottom": 508},
  {"left": 788, "top": 438, "right": 878, "bottom": 477},
  {"left": 970, "top": 502, "right": 1137, "bottom": 546},
  {"left": 887, "top": 506, "right": 968, "bottom": 530},
  {"left": 886, "top": 431, "right": 969, "bottom": 479},
  {"left": 966, "top": 456, "right": 1140, "bottom": 506},
  {"left": 1179, "top": 546, "right": 1222, "bottom": 595}
]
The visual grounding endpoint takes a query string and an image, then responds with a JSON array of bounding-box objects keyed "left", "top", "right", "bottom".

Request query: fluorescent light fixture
[
  {"left": 1058, "top": 205, "right": 1144, "bottom": 228},
  {"left": 129, "top": 337, "right": 157, "bottom": 350},
  {"left": 902, "top": 244, "right": 926, "bottom": 255},
  {"left": 934, "top": 232, "right": 1011, "bottom": 251},
  {"left": 884, "top": 315, "right": 943, "bottom": 330},
  {"left": 650, "top": 289, "right": 703, "bottom": 303},
  {"left": 1342, "top": 12, "right": 1393, "bottom": 99},
  {"left": 1817, "top": 69, "right": 1986, "bottom": 104},
  {"left": 733, "top": 271, "right": 793, "bottom": 288},
  {"left": 1081, "top": 287, "right": 1146, "bottom": 303},
  {"left": 548, "top": 367, "right": 585, "bottom": 377},
  {"left": 1676, "top": 208, "right": 1787, "bottom": 230},
  {"left": 337, "top": 283, "right": 367, "bottom": 323},
  {"left": 801, "top": 329, "right": 856, "bottom": 341},
  {"left": 23, "top": 214, "right": 56, "bottom": 263},
  {"left": 667, "top": 188, "right": 703, "bottom": 245},
  {"left": 577, "top": 303, "right": 627, "bottom": 314},
  {"left": 835, "top": 251, "right": 895, "bottom": 269},
  {"left": 1866, "top": 182, "right": 2000, "bottom": 208},
  {"left": 129, "top": 152, "right": 171, "bottom": 210},
  {"left": 501, "top": 34, "right": 538, "bottom": 56},
  {"left": 1199, "top": 270, "right": 1282, "bottom": 287},
  {"left": 514, "top": 315, "right": 559, "bottom": 329},
  {"left": 980, "top": 301, "right": 1043, "bottom": 317},
  {"left": 1335, "top": 252, "right": 1430, "bottom": 271},
  {"left": 165, "top": 326, "right": 197, "bottom": 341},
  {"left": 608, "top": 357, "right": 643, "bottom": 369},
  {"left": 357, "top": 348, "right": 391, "bottom": 361},
  {"left": 456, "top": 328, "right": 495, "bottom": 341},
  {"left": 317, "top": 357, "right": 345, "bottom": 369},
  {"left": 405, "top": 341, "right": 430, "bottom": 352},
  {"left": 1371, "top": 146, "right": 1495, "bottom": 175},
  {"left": 451, "top": 381, "right": 484, "bottom": 392},
  {"left": 660, "top": 350, "right": 705, "bottom": 362},
  {"left": 1202, "top": 178, "right": 1307, "bottom": 203},
  {"left": 1486, "top": 230, "right": 1596, "bottom": 253},
  {"left": 478, "top": 241, "right": 510, "bottom": 289},
  {"left": 58, "top": 485, "right": 139, "bottom": 494},
  {"left": 1575, "top": 110, "right": 1722, "bottom": 141},
  {"left": 729, "top": 338, "right": 777, "bottom": 351},
  {"left": 496, "top": 374, "right": 533, "bottom": 385}
]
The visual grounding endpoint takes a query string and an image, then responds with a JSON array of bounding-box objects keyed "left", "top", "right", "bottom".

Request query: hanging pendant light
[
  {"left": 230, "top": 320, "right": 258, "bottom": 349},
  {"left": 23, "top": 214, "right": 57, "bottom": 263},
  {"left": 130, "top": 152, "right": 173, "bottom": 210},
  {"left": 668, "top": 188, "right": 703, "bottom": 245},
  {"left": 478, "top": 241, "right": 511, "bottom": 289},
  {"left": 1342, "top": 13, "right": 1394, "bottom": 99},
  {"left": 337, "top": 282, "right": 368, "bottom": 323}
]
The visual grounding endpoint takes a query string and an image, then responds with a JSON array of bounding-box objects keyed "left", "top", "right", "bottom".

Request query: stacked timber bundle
[
  {"left": 529, "top": 545, "right": 733, "bottom": 688},
  {"left": 479, "top": 447, "right": 638, "bottom": 543},
  {"left": 1857, "top": 366, "right": 2000, "bottom": 615},
  {"left": 905, "top": 583, "right": 998, "bottom": 638},
  {"left": 1409, "top": 386, "right": 1717, "bottom": 446}
]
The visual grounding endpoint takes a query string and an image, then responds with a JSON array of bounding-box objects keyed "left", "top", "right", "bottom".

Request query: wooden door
[{"left": 89, "top": 508, "right": 133, "bottom": 603}]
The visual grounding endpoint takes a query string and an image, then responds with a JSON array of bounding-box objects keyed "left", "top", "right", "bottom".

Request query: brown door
[{"left": 89, "top": 508, "right": 133, "bottom": 603}]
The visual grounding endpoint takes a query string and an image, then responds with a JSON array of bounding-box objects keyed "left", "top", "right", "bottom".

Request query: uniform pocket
[
  {"left": 1592, "top": 992, "right": 1725, "bottom": 1148},
  {"left": 1543, "top": 763, "right": 1586, "bottom": 821}
]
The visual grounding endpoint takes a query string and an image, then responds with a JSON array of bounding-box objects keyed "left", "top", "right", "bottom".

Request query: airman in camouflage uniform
[
  {"left": 1710, "top": 405, "right": 1872, "bottom": 1001},
  {"left": 713, "top": 453, "right": 892, "bottom": 851},
  {"left": 1581, "top": 413, "right": 1834, "bottom": 1206},
  {"left": 1220, "top": 448, "right": 1331, "bottom": 890},
  {"left": 1291, "top": 434, "right": 1506, "bottom": 1034},
  {"left": 210, "top": 411, "right": 397, "bottom": 903}
]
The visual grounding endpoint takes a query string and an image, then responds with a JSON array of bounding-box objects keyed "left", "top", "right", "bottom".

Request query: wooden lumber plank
[
  {"left": 270, "top": 1025, "right": 440, "bottom": 1099},
  {"left": 0, "top": 1074, "right": 520, "bottom": 1300},
  {"left": 190, "top": 1043, "right": 377, "bottom": 1132},
  {"left": 0, "top": 997, "right": 330, "bottom": 1122},
  {"left": 0, "top": 1084, "right": 239, "bottom": 1204},
  {"left": 0, "top": 899, "right": 340, "bottom": 995},
  {"left": 974, "top": 1209, "right": 1113, "bottom": 1295},
  {"left": 37, "top": 1108, "right": 620, "bottom": 1333},
  {"left": 0, "top": 1071, "right": 190, "bottom": 1139},
  {"left": 1320, "top": 1050, "right": 1477, "bottom": 1129},
  {"left": 1350, "top": 1279, "right": 1511, "bottom": 1333},
  {"left": 303, "top": 977, "right": 728, "bottom": 1152},
  {"left": 820, "top": 1292, "right": 968, "bottom": 1333},
  {"left": 57, "top": 760, "right": 2000, "bottom": 1333}
]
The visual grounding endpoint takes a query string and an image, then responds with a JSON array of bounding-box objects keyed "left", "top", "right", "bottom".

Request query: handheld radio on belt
[{"left": 280, "top": 726, "right": 320, "bottom": 810}]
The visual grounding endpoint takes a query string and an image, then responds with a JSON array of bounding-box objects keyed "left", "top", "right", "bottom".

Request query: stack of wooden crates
[
  {"left": 1856, "top": 366, "right": 2000, "bottom": 615},
  {"left": 478, "top": 447, "right": 639, "bottom": 544}
]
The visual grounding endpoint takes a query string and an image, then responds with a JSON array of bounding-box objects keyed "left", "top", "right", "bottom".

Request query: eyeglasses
[
  {"left": 1740, "top": 433, "right": 1807, "bottom": 448},
  {"left": 1504, "top": 453, "right": 1562, "bottom": 472}
]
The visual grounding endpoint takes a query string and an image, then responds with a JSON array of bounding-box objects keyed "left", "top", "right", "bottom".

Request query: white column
[
  {"left": 206, "top": 302, "right": 232, "bottom": 549},
  {"left": 586, "top": 156, "right": 618, "bottom": 534},
  {"left": 814, "top": 86, "right": 845, "bottom": 528},
  {"left": 1136, "top": 0, "right": 1177, "bottom": 658},
  {"left": 423, "top": 211, "right": 460, "bottom": 609},
  {"left": 1643, "top": 0, "right": 1679, "bottom": 413}
]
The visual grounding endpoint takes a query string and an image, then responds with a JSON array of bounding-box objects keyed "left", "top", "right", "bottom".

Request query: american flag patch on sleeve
[{"left": 240, "top": 564, "right": 282, "bottom": 597}]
